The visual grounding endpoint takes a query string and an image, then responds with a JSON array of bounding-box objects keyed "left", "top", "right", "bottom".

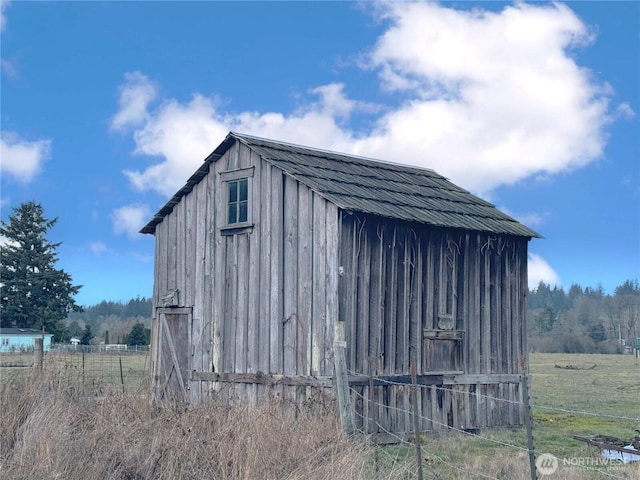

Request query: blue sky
[{"left": 1, "top": 1, "right": 638, "bottom": 307}]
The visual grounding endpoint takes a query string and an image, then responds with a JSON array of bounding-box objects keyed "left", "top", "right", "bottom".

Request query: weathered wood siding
[
  {"left": 149, "top": 139, "right": 530, "bottom": 433},
  {"left": 339, "top": 212, "right": 528, "bottom": 432},
  {"left": 150, "top": 141, "right": 339, "bottom": 405}
]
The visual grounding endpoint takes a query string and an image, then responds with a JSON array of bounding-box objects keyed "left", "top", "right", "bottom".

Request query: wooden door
[
  {"left": 423, "top": 330, "right": 464, "bottom": 373},
  {"left": 155, "top": 308, "right": 191, "bottom": 407}
]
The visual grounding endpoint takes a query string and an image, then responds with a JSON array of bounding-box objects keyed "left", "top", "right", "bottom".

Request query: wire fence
[
  {"left": 0, "top": 345, "right": 151, "bottom": 395},
  {"left": 344, "top": 364, "right": 639, "bottom": 480},
  {"left": 2, "top": 346, "right": 637, "bottom": 478}
]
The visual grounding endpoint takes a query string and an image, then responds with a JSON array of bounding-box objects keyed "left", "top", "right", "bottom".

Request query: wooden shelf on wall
[{"left": 423, "top": 330, "right": 465, "bottom": 341}]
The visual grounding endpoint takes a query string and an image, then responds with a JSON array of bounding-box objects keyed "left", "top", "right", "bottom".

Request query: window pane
[
  {"left": 228, "top": 203, "right": 237, "bottom": 224},
  {"left": 229, "top": 181, "right": 238, "bottom": 202},
  {"left": 239, "top": 201, "right": 248, "bottom": 223},
  {"left": 239, "top": 178, "right": 248, "bottom": 201}
]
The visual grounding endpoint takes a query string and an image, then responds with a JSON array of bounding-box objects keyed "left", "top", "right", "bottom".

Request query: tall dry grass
[{"left": 0, "top": 370, "right": 374, "bottom": 480}]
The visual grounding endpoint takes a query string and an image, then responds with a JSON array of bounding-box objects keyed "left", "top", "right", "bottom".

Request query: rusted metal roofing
[{"left": 141, "top": 132, "right": 541, "bottom": 238}]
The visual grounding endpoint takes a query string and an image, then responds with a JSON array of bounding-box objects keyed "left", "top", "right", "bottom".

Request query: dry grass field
[{"left": 0, "top": 352, "right": 638, "bottom": 479}]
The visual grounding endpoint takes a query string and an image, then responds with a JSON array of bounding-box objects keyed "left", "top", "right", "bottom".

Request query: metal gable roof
[
  {"left": 0, "top": 328, "right": 53, "bottom": 336},
  {"left": 141, "top": 132, "right": 542, "bottom": 238}
]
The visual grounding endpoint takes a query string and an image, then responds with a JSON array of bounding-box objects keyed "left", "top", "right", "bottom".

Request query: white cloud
[
  {"left": 0, "top": 131, "right": 50, "bottom": 182},
  {"left": 528, "top": 252, "right": 561, "bottom": 289},
  {"left": 116, "top": 74, "right": 354, "bottom": 196},
  {"left": 357, "top": 1, "right": 610, "bottom": 194},
  {"left": 111, "top": 204, "right": 152, "bottom": 239},
  {"left": 89, "top": 241, "right": 109, "bottom": 255},
  {"left": 112, "top": 2, "right": 621, "bottom": 199},
  {"left": 0, "top": 234, "right": 17, "bottom": 248},
  {"left": 1, "top": 58, "right": 17, "bottom": 78},
  {"left": 499, "top": 207, "right": 548, "bottom": 229},
  {"left": 0, "top": 0, "right": 9, "bottom": 33},
  {"left": 110, "top": 71, "right": 158, "bottom": 132}
]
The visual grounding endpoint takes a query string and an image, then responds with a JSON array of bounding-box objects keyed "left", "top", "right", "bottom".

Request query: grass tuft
[{"left": 0, "top": 370, "right": 375, "bottom": 480}]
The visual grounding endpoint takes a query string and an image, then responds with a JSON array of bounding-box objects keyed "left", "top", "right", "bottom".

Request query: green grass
[
  {"left": 527, "top": 353, "right": 640, "bottom": 475},
  {"left": 376, "top": 353, "right": 640, "bottom": 479}
]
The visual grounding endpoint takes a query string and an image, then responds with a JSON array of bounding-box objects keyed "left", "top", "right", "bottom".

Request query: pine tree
[
  {"left": 81, "top": 324, "right": 93, "bottom": 345},
  {"left": 0, "top": 201, "right": 82, "bottom": 340},
  {"left": 127, "top": 322, "right": 148, "bottom": 346}
]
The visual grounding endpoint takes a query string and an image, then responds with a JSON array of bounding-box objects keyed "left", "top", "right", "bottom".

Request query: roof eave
[{"left": 139, "top": 133, "right": 240, "bottom": 235}]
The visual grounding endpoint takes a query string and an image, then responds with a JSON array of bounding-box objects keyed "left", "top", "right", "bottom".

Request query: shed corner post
[{"left": 333, "top": 340, "right": 354, "bottom": 437}]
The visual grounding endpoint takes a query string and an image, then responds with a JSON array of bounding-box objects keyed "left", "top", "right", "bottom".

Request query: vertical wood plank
[
  {"left": 167, "top": 212, "right": 177, "bottom": 290},
  {"left": 312, "top": 195, "right": 326, "bottom": 375},
  {"left": 201, "top": 174, "right": 213, "bottom": 379},
  {"left": 258, "top": 160, "right": 272, "bottom": 375},
  {"left": 384, "top": 226, "right": 397, "bottom": 375},
  {"left": 212, "top": 156, "right": 224, "bottom": 375},
  {"left": 186, "top": 188, "right": 201, "bottom": 402},
  {"left": 423, "top": 231, "right": 435, "bottom": 333},
  {"left": 236, "top": 237, "right": 248, "bottom": 407},
  {"left": 490, "top": 238, "right": 499, "bottom": 374},
  {"left": 325, "top": 203, "right": 339, "bottom": 376},
  {"left": 356, "top": 217, "right": 370, "bottom": 374},
  {"left": 176, "top": 201, "right": 186, "bottom": 301},
  {"left": 224, "top": 236, "right": 237, "bottom": 374},
  {"left": 185, "top": 190, "right": 196, "bottom": 307},
  {"left": 297, "top": 184, "right": 312, "bottom": 375},
  {"left": 347, "top": 215, "right": 360, "bottom": 371},
  {"left": 369, "top": 222, "right": 385, "bottom": 369},
  {"left": 465, "top": 234, "right": 477, "bottom": 374},
  {"left": 396, "top": 230, "right": 409, "bottom": 374},
  {"left": 482, "top": 234, "right": 491, "bottom": 374},
  {"left": 472, "top": 234, "right": 482, "bottom": 374},
  {"left": 520, "top": 242, "right": 529, "bottom": 360},
  {"left": 283, "top": 175, "right": 298, "bottom": 377},
  {"left": 227, "top": 142, "right": 239, "bottom": 170},
  {"left": 269, "top": 168, "right": 284, "bottom": 374},
  {"left": 403, "top": 233, "right": 413, "bottom": 429},
  {"left": 410, "top": 233, "right": 422, "bottom": 371},
  {"left": 246, "top": 150, "right": 261, "bottom": 405}
]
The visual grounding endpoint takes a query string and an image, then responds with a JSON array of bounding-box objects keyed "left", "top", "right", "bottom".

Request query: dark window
[{"left": 227, "top": 178, "right": 249, "bottom": 224}]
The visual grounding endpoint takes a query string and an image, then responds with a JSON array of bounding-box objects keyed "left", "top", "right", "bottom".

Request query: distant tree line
[
  {"left": 527, "top": 279, "right": 640, "bottom": 353},
  {"left": 66, "top": 297, "right": 152, "bottom": 324},
  {"left": 65, "top": 297, "right": 152, "bottom": 346}
]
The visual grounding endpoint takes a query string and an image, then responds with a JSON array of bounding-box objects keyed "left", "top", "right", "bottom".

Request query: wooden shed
[{"left": 141, "top": 132, "right": 541, "bottom": 435}]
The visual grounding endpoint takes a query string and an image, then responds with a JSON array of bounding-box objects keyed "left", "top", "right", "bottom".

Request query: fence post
[
  {"left": 520, "top": 356, "right": 537, "bottom": 480},
  {"left": 368, "top": 356, "right": 379, "bottom": 475},
  {"left": 410, "top": 363, "right": 424, "bottom": 480},
  {"left": 334, "top": 341, "right": 354, "bottom": 437},
  {"left": 34, "top": 338, "right": 43, "bottom": 370},
  {"left": 119, "top": 355, "right": 125, "bottom": 394}
]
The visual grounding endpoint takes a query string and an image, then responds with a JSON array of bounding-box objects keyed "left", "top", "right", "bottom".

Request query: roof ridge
[
  {"left": 141, "top": 132, "right": 542, "bottom": 238},
  {"left": 232, "top": 131, "right": 439, "bottom": 175}
]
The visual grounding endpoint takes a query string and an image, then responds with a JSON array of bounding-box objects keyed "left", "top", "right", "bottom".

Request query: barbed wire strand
[
  {"left": 369, "top": 407, "right": 504, "bottom": 480},
  {"left": 346, "top": 369, "right": 639, "bottom": 421},
  {"left": 348, "top": 374, "right": 639, "bottom": 479},
  {"left": 534, "top": 405, "right": 640, "bottom": 422}
]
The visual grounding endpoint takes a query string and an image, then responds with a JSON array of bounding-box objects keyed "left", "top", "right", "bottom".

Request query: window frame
[{"left": 219, "top": 166, "right": 255, "bottom": 234}]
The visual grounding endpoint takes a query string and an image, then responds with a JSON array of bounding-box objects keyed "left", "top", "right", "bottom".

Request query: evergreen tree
[
  {"left": 0, "top": 202, "right": 82, "bottom": 340},
  {"left": 127, "top": 322, "right": 148, "bottom": 346},
  {"left": 81, "top": 324, "right": 93, "bottom": 345}
]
